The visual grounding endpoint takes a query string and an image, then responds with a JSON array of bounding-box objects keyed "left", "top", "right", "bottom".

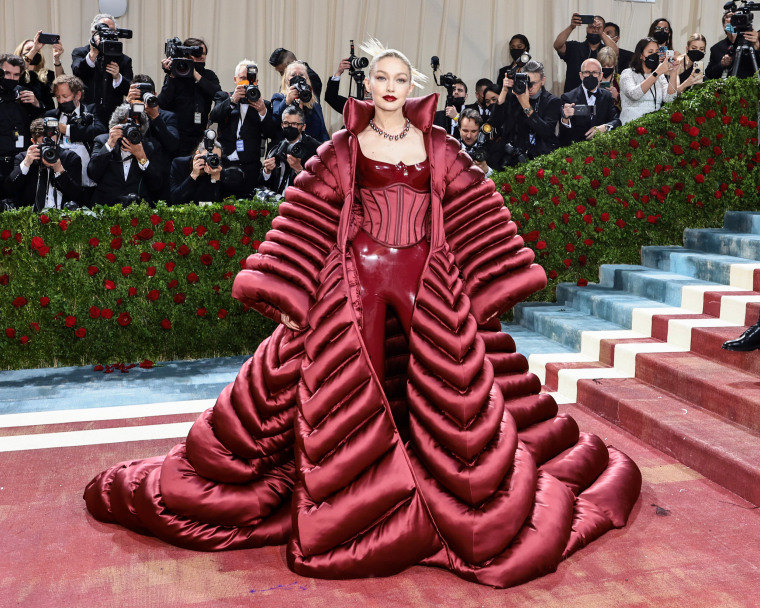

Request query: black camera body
[
  {"left": 121, "top": 102, "right": 145, "bottom": 145},
  {"left": 165, "top": 37, "right": 203, "bottom": 79},
  {"left": 505, "top": 52, "right": 532, "bottom": 81},
  {"left": 503, "top": 142, "right": 528, "bottom": 167},
  {"left": 39, "top": 117, "right": 60, "bottom": 164},
  {"left": 469, "top": 144, "right": 488, "bottom": 163},
  {"left": 203, "top": 129, "right": 221, "bottom": 168},
  {"left": 0, "top": 81, "right": 22, "bottom": 102},
  {"left": 512, "top": 73, "right": 530, "bottom": 95},
  {"left": 726, "top": 1, "right": 760, "bottom": 33},
  {"left": 289, "top": 75, "right": 312, "bottom": 103},
  {"left": 91, "top": 22, "right": 132, "bottom": 59},
  {"left": 240, "top": 65, "right": 261, "bottom": 103},
  {"left": 135, "top": 82, "right": 158, "bottom": 108},
  {"left": 271, "top": 138, "right": 309, "bottom": 164},
  {"left": 348, "top": 40, "right": 368, "bottom": 100}
]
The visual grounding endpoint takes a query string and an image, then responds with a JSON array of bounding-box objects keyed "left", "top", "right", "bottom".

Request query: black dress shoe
[{"left": 722, "top": 323, "right": 760, "bottom": 351}]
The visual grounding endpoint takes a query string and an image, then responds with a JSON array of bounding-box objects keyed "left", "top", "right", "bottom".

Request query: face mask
[
  {"left": 0, "top": 77, "right": 16, "bottom": 94},
  {"left": 58, "top": 100, "right": 76, "bottom": 114},
  {"left": 644, "top": 54, "right": 660, "bottom": 71},
  {"left": 510, "top": 48, "right": 524, "bottom": 61},
  {"left": 726, "top": 24, "right": 736, "bottom": 34},
  {"left": 582, "top": 75, "right": 599, "bottom": 91},
  {"left": 452, "top": 97, "right": 465, "bottom": 111},
  {"left": 602, "top": 67, "right": 615, "bottom": 78},
  {"left": 282, "top": 126, "right": 300, "bottom": 141},
  {"left": 28, "top": 53, "right": 42, "bottom": 66},
  {"left": 687, "top": 49, "right": 705, "bottom": 62},
  {"left": 653, "top": 30, "right": 669, "bottom": 45},
  {"left": 586, "top": 33, "right": 602, "bottom": 45},
  {"left": 529, "top": 90, "right": 541, "bottom": 100}
]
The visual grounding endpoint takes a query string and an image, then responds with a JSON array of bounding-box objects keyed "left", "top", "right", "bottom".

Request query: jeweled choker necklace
[{"left": 369, "top": 117, "right": 411, "bottom": 140}]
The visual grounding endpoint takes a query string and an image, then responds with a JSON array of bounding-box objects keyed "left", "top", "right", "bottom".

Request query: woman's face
[
  {"left": 287, "top": 65, "right": 307, "bottom": 81},
  {"left": 686, "top": 39, "right": 706, "bottom": 54},
  {"left": 509, "top": 38, "right": 526, "bottom": 52},
  {"left": 367, "top": 56, "right": 413, "bottom": 112},
  {"left": 643, "top": 41, "right": 660, "bottom": 60}
]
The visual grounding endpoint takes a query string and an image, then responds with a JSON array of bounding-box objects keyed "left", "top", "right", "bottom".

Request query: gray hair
[
  {"left": 90, "top": 13, "right": 116, "bottom": 34},
  {"left": 282, "top": 104, "right": 305, "bottom": 123},
  {"left": 109, "top": 103, "right": 149, "bottom": 135},
  {"left": 523, "top": 60, "right": 545, "bottom": 78}
]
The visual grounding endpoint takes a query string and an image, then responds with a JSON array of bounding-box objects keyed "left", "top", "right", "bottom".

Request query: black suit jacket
[
  {"left": 169, "top": 155, "right": 240, "bottom": 205},
  {"left": 324, "top": 77, "right": 348, "bottom": 115},
  {"left": 559, "top": 85, "right": 621, "bottom": 146},
  {"left": 5, "top": 148, "right": 82, "bottom": 210},
  {"left": 209, "top": 94, "right": 277, "bottom": 168},
  {"left": 87, "top": 133, "right": 161, "bottom": 205},
  {"left": 44, "top": 104, "right": 107, "bottom": 150},
  {"left": 491, "top": 89, "right": 562, "bottom": 158},
  {"left": 434, "top": 110, "right": 460, "bottom": 139},
  {"left": 705, "top": 37, "right": 760, "bottom": 80},
  {"left": 71, "top": 45, "right": 133, "bottom": 120},
  {"left": 261, "top": 134, "right": 320, "bottom": 195}
]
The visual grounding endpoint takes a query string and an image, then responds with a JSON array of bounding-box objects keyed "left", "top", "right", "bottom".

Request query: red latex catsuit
[{"left": 84, "top": 94, "right": 641, "bottom": 589}]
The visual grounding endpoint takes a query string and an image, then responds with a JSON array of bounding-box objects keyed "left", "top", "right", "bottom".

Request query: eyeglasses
[
  {"left": 655, "top": 26, "right": 671, "bottom": 32},
  {"left": 282, "top": 121, "right": 304, "bottom": 128},
  {"left": 581, "top": 70, "right": 602, "bottom": 77}
]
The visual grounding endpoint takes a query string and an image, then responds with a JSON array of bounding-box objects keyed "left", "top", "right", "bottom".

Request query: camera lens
[{"left": 245, "top": 85, "right": 261, "bottom": 103}]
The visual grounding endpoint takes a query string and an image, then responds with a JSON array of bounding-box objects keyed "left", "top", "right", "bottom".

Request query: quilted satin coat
[{"left": 84, "top": 94, "right": 641, "bottom": 588}]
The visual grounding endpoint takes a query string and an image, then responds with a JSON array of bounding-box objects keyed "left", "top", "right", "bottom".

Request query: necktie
[{"left": 35, "top": 166, "right": 49, "bottom": 211}]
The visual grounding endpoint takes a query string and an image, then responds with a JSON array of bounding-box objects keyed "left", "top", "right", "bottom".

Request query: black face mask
[
  {"left": 687, "top": 49, "right": 705, "bottom": 62},
  {"left": 452, "top": 97, "right": 465, "bottom": 111},
  {"left": 653, "top": 30, "right": 669, "bottom": 45},
  {"left": 282, "top": 126, "right": 300, "bottom": 141},
  {"left": 586, "top": 33, "right": 602, "bottom": 45},
  {"left": 602, "top": 67, "right": 615, "bottom": 78},
  {"left": 644, "top": 54, "right": 660, "bottom": 71},
  {"left": 510, "top": 48, "right": 524, "bottom": 61},
  {"left": 194, "top": 61, "right": 205, "bottom": 74},
  {"left": 27, "top": 53, "right": 42, "bottom": 66},
  {"left": 582, "top": 75, "right": 599, "bottom": 91},
  {"left": 0, "top": 77, "right": 16, "bottom": 94},
  {"left": 58, "top": 100, "right": 76, "bottom": 114}
]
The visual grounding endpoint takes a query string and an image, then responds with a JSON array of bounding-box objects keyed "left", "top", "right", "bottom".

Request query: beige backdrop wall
[{"left": 2, "top": 0, "right": 729, "bottom": 134}]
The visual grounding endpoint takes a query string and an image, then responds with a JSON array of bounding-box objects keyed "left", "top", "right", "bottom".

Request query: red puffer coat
[{"left": 85, "top": 94, "right": 641, "bottom": 588}]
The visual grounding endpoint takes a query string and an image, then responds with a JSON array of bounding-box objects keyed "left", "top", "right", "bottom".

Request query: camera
[
  {"left": 165, "top": 36, "right": 203, "bottom": 79},
  {"left": 725, "top": 1, "right": 760, "bottom": 32},
  {"left": 39, "top": 117, "right": 60, "bottom": 163},
  {"left": 91, "top": 22, "right": 132, "bottom": 59},
  {"left": 68, "top": 112, "right": 94, "bottom": 127},
  {"left": 348, "top": 40, "right": 369, "bottom": 100},
  {"left": 512, "top": 73, "right": 530, "bottom": 95},
  {"left": 289, "top": 75, "right": 312, "bottom": 103},
  {"left": 349, "top": 40, "right": 369, "bottom": 71},
  {"left": 430, "top": 56, "right": 463, "bottom": 108},
  {"left": 503, "top": 142, "right": 528, "bottom": 167},
  {"left": 506, "top": 52, "right": 531, "bottom": 80},
  {"left": 202, "top": 129, "right": 221, "bottom": 168},
  {"left": 238, "top": 65, "right": 261, "bottom": 103},
  {"left": 134, "top": 82, "right": 158, "bottom": 108},
  {"left": 271, "top": 138, "right": 310, "bottom": 164},
  {"left": 121, "top": 102, "right": 144, "bottom": 145},
  {"left": 469, "top": 144, "right": 488, "bottom": 163}
]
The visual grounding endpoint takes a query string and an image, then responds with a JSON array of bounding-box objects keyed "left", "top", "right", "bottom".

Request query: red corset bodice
[{"left": 355, "top": 146, "right": 431, "bottom": 247}]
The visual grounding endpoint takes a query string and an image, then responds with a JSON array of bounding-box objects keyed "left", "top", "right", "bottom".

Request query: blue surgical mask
[{"left": 726, "top": 24, "right": 736, "bottom": 34}]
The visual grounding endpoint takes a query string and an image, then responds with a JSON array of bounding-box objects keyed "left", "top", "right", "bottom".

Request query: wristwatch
[
  {"left": 137, "top": 157, "right": 148, "bottom": 166},
  {"left": 523, "top": 106, "right": 533, "bottom": 116}
]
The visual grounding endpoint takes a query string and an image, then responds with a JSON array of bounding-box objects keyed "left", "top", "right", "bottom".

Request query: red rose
[
  {"left": 173, "top": 293, "right": 186, "bottom": 304},
  {"left": 536, "top": 169, "right": 545, "bottom": 179},
  {"left": 152, "top": 242, "right": 166, "bottom": 252},
  {"left": 695, "top": 174, "right": 705, "bottom": 183},
  {"left": 102, "top": 308, "right": 113, "bottom": 319},
  {"left": 146, "top": 266, "right": 157, "bottom": 277},
  {"left": 565, "top": 243, "right": 575, "bottom": 252},
  {"left": 30, "top": 322, "right": 40, "bottom": 332},
  {"left": 160, "top": 318, "right": 172, "bottom": 330},
  {"left": 575, "top": 205, "right": 586, "bottom": 214},
  {"left": 105, "top": 253, "right": 116, "bottom": 263},
  {"left": 220, "top": 225, "right": 230, "bottom": 234},
  {"left": 12, "top": 296, "right": 27, "bottom": 308},
  {"left": 252, "top": 240, "right": 261, "bottom": 249},
  {"left": 140, "top": 359, "right": 154, "bottom": 369},
  {"left": 140, "top": 252, "right": 152, "bottom": 262},
  {"left": 636, "top": 126, "right": 648, "bottom": 135},
  {"left": 182, "top": 226, "right": 193, "bottom": 236},
  {"left": 150, "top": 214, "right": 162, "bottom": 225},
  {"left": 647, "top": 215, "right": 659, "bottom": 223},
  {"left": 212, "top": 212, "right": 222, "bottom": 223},
  {"left": 641, "top": 168, "right": 651, "bottom": 178},
  {"left": 165, "top": 261, "right": 176, "bottom": 272},
  {"left": 605, "top": 185, "right": 617, "bottom": 195},
  {"left": 0, "top": 273, "right": 8, "bottom": 285},
  {"left": 223, "top": 271, "right": 233, "bottom": 280},
  {"left": 19, "top": 335, "right": 28, "bottom": 345},
  {"left": 688, "top": 126, "right": 699, "bottom": 137},
  {"left": 196, "top": 225, "right": 208, "bottom": 237},
  {"left": 55, "top": 264, "right": 64, "bottom": 272},
  {"left": 200, "top": 254, "right": 213, "bottom": 266},
  {"left": 212, "top": 285, "right": 220, "bottom": 294},
  {"left": 178, "top": 244, "right": 190, "bottom": 257},
  {"left": 722, "top": 115, "right": 732, "bottom": 125},
  {"left": 104, "top": 279, "right": 116, "bottom": 290},
  {"left": 548, "top": 270, "right": 557, "bottom": 279},
  {"left": 671, "top": 111, "right": 684, "bottom": 123},
  {"left": 167, "top": 279, "right": 179, "bottom": 289},
  {"left": 616, "top": 219, "right": 626, "bottom": 228},
  {"left": 241, "top": 236, "right": 251, "bottom": 246},
  {"left": 130, "top": 217, "right": 139, "bottom": 227},
  {"left": 37, "top": 214, "right": 51, "bottom": 225},
  {"left": 187, "top": 272, "right": 199, "bottom": 283},
  {"left": 523, "top": 230, "right": 539, "bottom": 242},
  {"left": 31, "top": 236, "right": 49, "bottom": 257},
  {"left": 39, "top": 296, "right": 50, "bottom": 307},
  {"left": 0, "top": 230, "right": 10, "bottom": 240},
  {"left": 197, "top": 307, "right": 207, "bottom": 316},
  {"left": 89, "top": 237, "right": 99, "bottom": 247},
  {"left": 601, "top": 212, "right": 610, "bottom": 222},
  {"left": 117, "top": 312, "right": 131, "bottom": 327},
  {"left": 110, "top": 237, "right": 122, "bottom": 250},
  {"left": 223, "top": 204, "right": 237, "bottom": 214},
  {"left": 110, "top": 225, "right": 122, "bottom": 236},
  {"left": 527, "top": 185, "right": 539, "bottom": 195},
  {"left": 583, "top": 214, "right": 593, "bottom": 224},
  {"left": 163, "top": 220, "right": 175, "bottom": 233},
  {"left": 5, "top": 328, "right": 16, "bottom": 339},
  {"left": 64, "top": 315, "right": 76, "bottom": 328},
  {"left": 75, "top": 327, "right": 86, "bottom": 338},
  {"left": 536, "top": 240, "right": 547, "bottom": 250},
  {"left": 89, "top": 306, "right": 101, "bottom": 319},
  {"left": 260, "top": 210, "right": 270, "bottom": 216},
  {"left": 583, "top": 239, "right": 594, "bottom": 246},
  {"left": 561, "top": 213, "right": 569, "bottom": 224},
  {"left": 736, "top": 188, "right": 745, "bottom": 197},
  {"left": 225, "top": 246, "right": 236, "bottom": 258},
  {"left": 567, "top": 191, "right": 576, "bottom": 200},
  {"left": 208, "top": 239, "right": 220, "bottom": 250},
  {"left": 66, "top": 251, "right": 81, "bottom": 262},
  {"left": 146, "top": 289, "right": 160, "bottom": 301},
  {"left": 629, "top": 139, "right": 639, "bottom": 149},
  {"left": 217, "top": 309, "right": 228, "bottom": 319},
  {"left": 577, "top": 278, "right": 589, "bottom": 286},
  {"left": 136, "top": 228, "right": 154, "bottom": 240},
  {"left": 128, "top": 287, "right": 137, "bottom": 296},
  {"left": 121, "top": 266, "right": 133, "bottom": 276}
]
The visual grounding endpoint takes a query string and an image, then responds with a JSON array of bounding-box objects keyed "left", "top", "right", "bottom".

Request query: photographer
[
  {"left": 169, "top": 135, "right": 233, "bottom": 205},
  {"left": 71, "top": 13, "right": 133, "bottom": 122},
  {"left": 706, "top": 10, "right": 760, "bottom": 79},
  {"left": 268, "top": 48, "right": 323, "bottom": 101},
  {"left": 678, "top": 34, "right": 708, "bottom": 91},
  {"left": 492, "top": 60, "right": 561, "bottom": 163},
  {"left": 433, "top": 78, "right": 467, "bottom": 138},
  {"left": 0, "top": 54, "right": 44, "bottom": 182},
  {"left": 554, "top": 13, "right": 618, "bottom": 92},
  {"left": 619, "top": 38, "right": 678, "bottom": 125},
  {"left": 495, "top": 35, "right": 530, "bottom": 91},
  {"left": 4, "top": 117, "right": 81, "bottom": 211},
  {"left": 158, "top": 37, "right": 221, "bottom": 156},
  {"left": 209, "top": 60, "right": 278, "bottom": 197},
  {"left": 87, "top": 103, "right": 161, "bottom": 205},
  {"left": 559, "top": 58, "right": 621, "bottom": 146},
  {"left": 465, "top": 78, "right": 496, "bottom": 118},
  {"left": 127, "top": 74, "right": 179, "bottom": 201},
  {"left": 15, "top": 31, "right": 66, "bottom": 111},
  {"left": 458, "top": 109, "right": 498, "bottom": 177},
  {"left": 271, "top": 62, "right": 329, "bottom": 143},
  {"left": 261, "top": 106, "right": 319, "bottom": 195},
  {"left": 46, "top": 74, "right": 106, "bottom": 204}
]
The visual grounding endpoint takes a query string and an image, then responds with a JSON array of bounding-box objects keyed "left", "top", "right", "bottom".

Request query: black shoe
[{"left": 722, "top": 323, "right": 760, "bottom": 351}]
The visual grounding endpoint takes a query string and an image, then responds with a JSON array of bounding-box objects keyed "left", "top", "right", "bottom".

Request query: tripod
[
  {"left": 348, "top": 69, "right": 366, "bottom": 100},
  {"left": 730, "top": 34, "right": 760, "bottom": 79}
]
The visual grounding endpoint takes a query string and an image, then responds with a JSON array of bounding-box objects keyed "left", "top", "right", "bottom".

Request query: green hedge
[
  {"left": 0, "top": 200, "right": 277, "bottom": 370},
  {"left": 492, "top": 77, "right": 760, "bottom": 296}
]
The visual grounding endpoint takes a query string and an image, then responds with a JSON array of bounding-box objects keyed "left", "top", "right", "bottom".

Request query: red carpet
[{"left": 3, "top": 403, "right": 759, "bottom": 607}]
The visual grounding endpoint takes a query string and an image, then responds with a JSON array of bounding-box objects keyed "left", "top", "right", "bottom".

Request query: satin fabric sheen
[{"left": 84, "top": 94, "right": 641, "bottom": 588}]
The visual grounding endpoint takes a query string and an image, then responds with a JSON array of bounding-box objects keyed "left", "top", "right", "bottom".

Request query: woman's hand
[{"left": 281, "top": 313, "right": 302, "bottom": 331}]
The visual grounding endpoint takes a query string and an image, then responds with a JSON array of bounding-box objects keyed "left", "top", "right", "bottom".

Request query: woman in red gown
[{"left": 85, "top": 43, "right": 641, "bottom": 588}]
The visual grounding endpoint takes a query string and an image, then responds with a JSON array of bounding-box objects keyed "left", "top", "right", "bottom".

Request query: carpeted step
[
  {"left": 723, "top": 210, "right": 760, "bottom": 234},
  {"left": 689, "top": 324, "right": 760, "bottom": 377},
  {"left": 575, "top": 375, "right": 760, "bottom": 507},
  {"left": 684, "top": 228, "right": 760, "bottom": 261}
]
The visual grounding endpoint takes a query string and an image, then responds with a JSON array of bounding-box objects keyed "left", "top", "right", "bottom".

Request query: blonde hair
[
  {"left": 360, "top": 38, "right": 427, "bottom": 89},
  {"left": 597, "top": 46, "right": 617, "bottom": 68},
  {"left": 686, "top": 33, "right": 707, "bottom": 48},
  {"left": 279, "top": 61, "right": 315, "bottom": 109},
  {"left": 14, "top": 39, "right": 49, "bottom": 84}
]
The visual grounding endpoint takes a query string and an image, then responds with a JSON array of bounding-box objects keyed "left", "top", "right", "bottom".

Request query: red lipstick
[{"left": 383, "top": 95, "right": 397, "bottom": 102}]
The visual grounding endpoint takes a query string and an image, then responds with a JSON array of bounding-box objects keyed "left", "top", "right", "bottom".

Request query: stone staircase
[{"left": 504, "top": 211, "right": 760, "bottom": 507}]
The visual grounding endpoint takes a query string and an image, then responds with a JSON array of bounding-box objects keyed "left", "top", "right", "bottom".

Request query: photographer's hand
[
  {"left": 513, "top": 87, "right": 530, "bottom": 110},
  {"left": 263, "top": 156, "right": 276, "bottom": 173},
  {"left": 43, "top": 156, "right": 64, "bottom": 173},
  {"left": 122, "top": 139, "right": 147, "bottom": 163},
  {"left": 286, "top": 154, "right": 304, "bottom": 173},
  {"left": 161, "top": 57, "right": 173, "bottom": 76},
  {"left": 444, "top": 105, "right": 458, "bottom": 119},
  {"left": 145, "top": 104, "right": 159, "bottom": 120},
  {"left": 334, "top": 58, "right": 351, "bottom": 78},
  {"left": 570, "top": 13, "right": 582, "bottom": 28},
  {"left": 18, "top": 89, "right": 40, "bottom": 108},
  {"left": 106, "top": 125, "right": 122, "bottom": 149},
  {"left": 231, "top": 84, "right": 246, "bottom": 104},
  {"left": 22, "top": 144, "right": 40, "bottom": 168},
  {"left": 204, "top": 162, "right": 222, "bottom": 180},
  {"left": 585, "top": 125, "right": 606, "bottom": 140},
  {"left": 562, "top": 103, "right": 576, "bottom": 119},
  {"left": 88, "top": 40, "right": 99, "bottom": 62},
  {"left": 285, "top": 85, "right": 299, "bottom": 105},
  {"left": 31, "top": 31, "right": 44, "bottom": 55},
  {"left": 745, "top": 30, "right": 760, "bottom": 50},
  {"left": 190, "top": 153, "right": 205, "bottom": 180},
  {"left": 721, "top": 53, "right": 733, "bottom": 67},
  {"left": 126, "top": 84, "right": 142, "bottom": 103},
  {"left": 251, "top": 98, "right": 266, "bottom": 114},
  {"left": 106, "top": 61, "right": 120, "bottom": 79}
]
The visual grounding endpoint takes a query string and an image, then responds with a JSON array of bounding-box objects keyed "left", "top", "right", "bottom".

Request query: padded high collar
[{"left": 342, "top": 94, "right": 439, "bottom": 137}]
